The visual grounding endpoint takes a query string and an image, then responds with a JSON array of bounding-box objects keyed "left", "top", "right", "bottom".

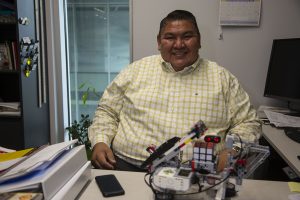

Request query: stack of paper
[
  {"left": 0, "top": 140, "right": 91, "bottom": 200},
  {"left": 0, "top": 147, "right": 15, "bottom": 153},
  {"left": 0, "top": 140, "right": 76, "bottom": 183},
  {"left": 257, "top": 105, "right": 291, "bottom": 119},
  {"left": 264, "top": 110, "right": 300, "bottom": 128},
  {"left": 0, "top": 192, "right": 43, "bottom": 200},
  {"left": 0, "top": 148, "right": 34, "bottom": 173},
  {"left": 0, "top": 102, "right": 21, "bottom": 116}
]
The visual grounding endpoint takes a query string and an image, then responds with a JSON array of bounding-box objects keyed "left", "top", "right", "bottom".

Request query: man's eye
[
  {"left": 183, "top": 35, "right": 193, "bottom": 39},
  {"left": 164, "top": 37, "right": 174, "bottom": 40}
]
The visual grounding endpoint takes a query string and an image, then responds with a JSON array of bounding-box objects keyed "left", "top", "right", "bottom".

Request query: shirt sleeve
[
  {"left": 88, "top": 65, "right": 133, "bottom": 147},
  {"left": 223, "top": 70, "right": 262, "bottom": 143}
]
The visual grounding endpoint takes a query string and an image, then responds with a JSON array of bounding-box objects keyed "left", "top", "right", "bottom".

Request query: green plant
[
  {"left": 66, "top": 83, "right": 100, "bottom": 159},
  {"left": 79, "top": 82, "right": 101, "bottom": 105},
  {"left": 66, "top": 114, "right": 92, "bottom": 159}
]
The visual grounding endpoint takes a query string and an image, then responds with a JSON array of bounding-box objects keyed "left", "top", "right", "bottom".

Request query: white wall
[{"left": 132, "top": 0, "right": 300, "bottom": 108}]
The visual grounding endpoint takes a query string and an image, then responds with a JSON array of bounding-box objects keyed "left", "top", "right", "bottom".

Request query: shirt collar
[{"left": 160, "top": 55, "right": 201, "bottom": 75}]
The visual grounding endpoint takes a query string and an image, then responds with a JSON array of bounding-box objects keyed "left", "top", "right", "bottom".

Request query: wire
[
  {"left": 144, "top": 170, "right": 232, "bottom": 198},
  {"left": 144, "top": 172, "right": 151, "bottom": 187},
  {"left": 174, "top": 173, "right": 231, "bottom": 196},
  {"left": 144, "top": 172, "right": 158, "bottom": 195},
  {"left": 197, "top": 173, "right": 231, "bottom": 193},
  {"left": 143, "top": 133, "right": 243, "bottom": 198},
  {"left": 231, "top": 133, "right": 243, "bottom": 159}
]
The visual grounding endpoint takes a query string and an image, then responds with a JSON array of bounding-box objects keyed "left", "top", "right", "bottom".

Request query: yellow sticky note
[
  {"left": 0, "top": 148, "right": 33, "bottom": 162},
  {"left": 288, "top": 182, "right": 300, "bottom": 192}
]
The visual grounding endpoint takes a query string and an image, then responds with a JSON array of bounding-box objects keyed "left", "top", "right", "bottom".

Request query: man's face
[{"left": 157, "top": 20, "right": 201, "bottom": 71}]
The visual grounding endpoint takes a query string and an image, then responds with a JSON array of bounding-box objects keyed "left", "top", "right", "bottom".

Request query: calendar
[{"left": 219, "top": 0, "right": 262, "bottom": 26}]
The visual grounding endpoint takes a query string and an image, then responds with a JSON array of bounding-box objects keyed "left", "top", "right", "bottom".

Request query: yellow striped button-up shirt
[{"left": 88, "top": 55, "right": 261, "bottom": 166}]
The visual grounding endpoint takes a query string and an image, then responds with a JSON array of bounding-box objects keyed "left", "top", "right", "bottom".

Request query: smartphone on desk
[{"left": 95, "top": 174, "right": 125, "bottom": 197}]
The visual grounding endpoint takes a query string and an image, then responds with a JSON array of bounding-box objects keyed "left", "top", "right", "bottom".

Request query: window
[{"left": 65, "top": 0, "right": 130, "bottom": 122}]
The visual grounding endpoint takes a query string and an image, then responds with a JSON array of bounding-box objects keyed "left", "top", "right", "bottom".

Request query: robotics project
[{"left": 141, "top": 120, "right": 270, "bottom": 200}]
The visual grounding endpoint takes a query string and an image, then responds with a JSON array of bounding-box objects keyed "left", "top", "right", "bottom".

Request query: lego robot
[{"left": 141, "top": 120, "right": 269, "bottom": 200}]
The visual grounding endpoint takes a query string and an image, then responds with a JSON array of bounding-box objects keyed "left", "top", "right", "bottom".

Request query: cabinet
[
  {"left": 0, "top": 0, "right": 49, "bottom": 150},
  {"left": 261, "top": 125, "right": 300, "bottom": 180}
]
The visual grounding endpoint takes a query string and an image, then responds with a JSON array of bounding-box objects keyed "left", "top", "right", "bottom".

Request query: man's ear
[
  {"left": 198, "top": 37, "right": 201, "bottom": 49},
  {"left": 158, "top": 44, "right": 161, "bottom": 51},
  {"left": 157, "top": 35, "right": 161, "bottom": 50}
]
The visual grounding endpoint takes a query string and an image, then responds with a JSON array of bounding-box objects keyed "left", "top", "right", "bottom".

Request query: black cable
[
  {"left": 173, "top": 173, "right": 231, "bottom": 196},
  {"left": 144, "top": 172, "right": 151, "bottom": 187},
  {"left": 175, "top": 134, "right": 242, "bottom": 196},
  {"left": 144, "top": 172, "right": 158, "bottom": 195},
  {"left": 150, "top": 170, "right": 233, "bottom": 197},
  {"left": 198, "top": 173, "right": 231, "bottom": 193},
  {"left": 143, "top": 133, "right": 242, "bottom": 198},
  {"left": 144, "top": 167, "right": 233, "bottom": 198}
]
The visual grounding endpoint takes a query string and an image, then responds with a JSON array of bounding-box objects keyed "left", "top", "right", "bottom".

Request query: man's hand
[{"left": 91, "top": 142, "right": 116, "bottom": 169}]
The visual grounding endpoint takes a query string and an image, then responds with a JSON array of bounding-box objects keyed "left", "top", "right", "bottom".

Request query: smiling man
[
  {"left": 157, "top": 13, "right": 201, "bottom": 71},
  {"left": 88, "top": 10, "right": 261, "bottom": 171}
]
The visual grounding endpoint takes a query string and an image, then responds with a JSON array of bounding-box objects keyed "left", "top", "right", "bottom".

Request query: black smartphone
[{"left": 95, "top": 174, "right": 125, "bottom": 197}]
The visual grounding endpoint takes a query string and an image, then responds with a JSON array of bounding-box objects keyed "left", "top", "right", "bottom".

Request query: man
[{"left": 88, "top": 10, "right": 261, "bottom": 171}]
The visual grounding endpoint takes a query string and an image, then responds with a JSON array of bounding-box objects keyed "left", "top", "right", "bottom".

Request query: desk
[
  {"left": 262, "top": 125, "right": 300, "bottom": 177},
  {"left": 78, "top": 169, "right": 296, "bottom": 200}
]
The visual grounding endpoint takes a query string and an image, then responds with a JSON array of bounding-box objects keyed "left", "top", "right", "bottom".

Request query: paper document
[
  {"left": 0, "top": 148, "right": 35, "bottom": 172},
  {"left": 288, "top": 182, "right": 300, "bottom": 192},
  {"left": 289, "top": 194, "right": 300, "bottom": 200},
  {"left": 0, "top": 102, "right": 21, "bottom": 116},
  {"left": 264, "top": 110, "right": 300, "bottom": 128},
  {"left": 0, "top": 148, "right": 33, "bottom": 162},
  {"left": 257, "top": 105, "right": 291, "bottom": 119},
  {"left": 0, "top": 146, "right": 16, "bottom": 153},
  {"left": 0, "top": 102, "right": 20, "bottom": 112},
  {"left": 0, "top": 157, "right": 25, "bottom": 172},
  {"left": 0, "top": 145, "right": 88, "bottom": 199},
  {"left": 0, "top": 140, "right": 77, "bottom": 183}
]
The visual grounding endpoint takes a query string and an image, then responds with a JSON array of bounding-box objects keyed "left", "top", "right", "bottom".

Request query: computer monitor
[
  {"left": 264, "top": 38, "right": 300, "bottom": 143},
  {"left": 264, "top": 38, "right": 300, "bottom": 105}
]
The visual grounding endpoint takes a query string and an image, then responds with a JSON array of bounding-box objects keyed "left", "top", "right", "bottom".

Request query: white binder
[{"left": 51, "top": 161, "right": 91, "bottom": 200}]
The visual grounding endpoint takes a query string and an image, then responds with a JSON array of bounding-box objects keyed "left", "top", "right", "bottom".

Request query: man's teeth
[{"left": 173, "top": 52, "right": 185, "bottom": 55}]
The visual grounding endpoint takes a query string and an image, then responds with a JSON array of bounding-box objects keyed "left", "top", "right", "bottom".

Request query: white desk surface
[
  {"left": 78, "top": 169, "right": 297, "bottom": 200},
  {"left": 262, "top": 125, "right": 300, "bottom": 177}
]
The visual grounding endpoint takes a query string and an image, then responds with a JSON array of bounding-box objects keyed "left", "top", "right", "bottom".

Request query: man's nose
[{"left": 174, "top": 37, "right": 185, "bottom": 48}]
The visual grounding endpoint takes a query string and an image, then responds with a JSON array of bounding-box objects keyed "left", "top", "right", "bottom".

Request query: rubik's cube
[{"left": 192, "top": 141, "right": 217, "bottom": 173}]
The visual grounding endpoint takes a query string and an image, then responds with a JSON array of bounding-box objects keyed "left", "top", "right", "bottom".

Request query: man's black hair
[{"left": 158, "top": 10, "right": 200, "bottom": 37}]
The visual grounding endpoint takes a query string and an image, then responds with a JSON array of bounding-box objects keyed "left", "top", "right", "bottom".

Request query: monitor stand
[{"left": 284, "top": 127, "right": 300, "bottom": 143}]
